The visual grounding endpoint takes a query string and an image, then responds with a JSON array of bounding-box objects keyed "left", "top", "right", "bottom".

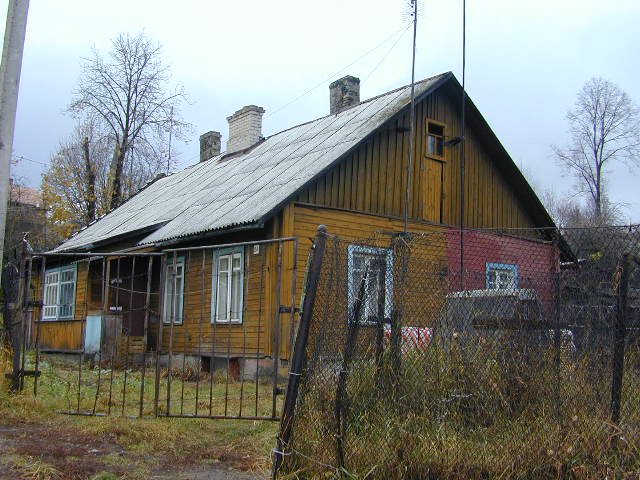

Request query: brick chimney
[
  {"left": 330, "top": 75, "right": 360, "bottom": 115},
  {"left": 199, "top": 131, "right": 221, "bottom": 162},
  {"left": 226, "top": 105, "right": 265, "bottom": 153}
]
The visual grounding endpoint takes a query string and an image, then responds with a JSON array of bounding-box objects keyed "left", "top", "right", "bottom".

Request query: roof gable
[{"left": 54, "top": 73, "right": 450, "bottom": 251}]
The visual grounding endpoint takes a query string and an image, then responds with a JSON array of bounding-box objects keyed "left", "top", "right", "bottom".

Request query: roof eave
[
  {"left": 52, "top": 221, "right": 169, "bottom": 253},
  {"left": 144, "top": 221, "right": 264, "bottom": 248}
]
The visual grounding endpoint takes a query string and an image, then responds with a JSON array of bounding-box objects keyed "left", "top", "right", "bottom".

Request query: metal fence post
[
  {"left": 272, "top": 225, "right": 327, "bottom": 479},
  {"left": 9, "top": 242, "right": 28, "bottom": 391},
  {"left": 610, "top": 252, "right": 630, "bottom": 428}
]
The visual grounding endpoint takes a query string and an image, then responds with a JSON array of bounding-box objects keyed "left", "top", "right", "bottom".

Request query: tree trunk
[
  {"left": 109, "top": 141, "right": 127, "bottom": 210},
  {"left": 595, "top": 167, "right": 602, "bottom": 222},
  {"left": 83, "top": 136, "right": 96, "bottom": 224}
]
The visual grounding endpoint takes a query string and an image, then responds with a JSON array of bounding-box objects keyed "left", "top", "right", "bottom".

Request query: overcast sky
[{"left": 3, "top": 0, "right": 639, "bottom": 222}]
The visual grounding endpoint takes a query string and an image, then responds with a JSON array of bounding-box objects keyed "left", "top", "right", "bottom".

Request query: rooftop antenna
[
  {"left": 403, "top": 0, "right": 418, "bottom": 234},
  {"left": 167, "top": 105, "right": 174, "bottom": 174}
]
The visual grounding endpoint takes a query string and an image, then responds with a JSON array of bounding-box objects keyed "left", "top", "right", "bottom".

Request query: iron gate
[{"left": 11, "top": 237, "right": 298, "bottom": 421}]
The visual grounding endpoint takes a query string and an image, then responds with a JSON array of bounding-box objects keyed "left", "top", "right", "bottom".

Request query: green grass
[
  {"left": 0, "top": 350, "right": 279, "bottom": 479},
  {"left": 27, "top": 354, "right": 284, "bottom": 419}
]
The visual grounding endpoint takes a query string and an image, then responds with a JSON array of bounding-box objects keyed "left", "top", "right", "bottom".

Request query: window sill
[
  {"left": 38, "top": 317, "right": 79, "bottom": 323},
  {"left": 162, "top": 320, "right": 184, "bottom": 325}
]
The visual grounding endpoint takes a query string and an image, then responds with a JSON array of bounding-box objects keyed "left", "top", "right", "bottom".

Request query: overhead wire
[
  {"left": 265, "top": 23, "right": 414, "bottom": 119},
  {"left": 174, "top": 23, "right": 417, "bottom": 171},
  {"left": 362, "top": 23, "right": 412, "bottom": 83}
]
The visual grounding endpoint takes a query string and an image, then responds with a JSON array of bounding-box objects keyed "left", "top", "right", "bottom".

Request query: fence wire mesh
[{"left": 278, "top": 225, "right": 640, "bottom": 479}]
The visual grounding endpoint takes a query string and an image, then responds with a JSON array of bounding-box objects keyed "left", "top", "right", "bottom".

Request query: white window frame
[
  {"left": 163, "top": 256, "right": 185, "bottom": 325},
  {"left": 347, "top": 245, "right": 393, "bottom": 325},
  {"left": 42, "top": 265, "right": 77, "bottom": 321},
  {"left": 211, "top": 247, "right": 245, "bottom": 324},
  {"left": 485, "top": 262, "right": 519, "bottom": 290}
]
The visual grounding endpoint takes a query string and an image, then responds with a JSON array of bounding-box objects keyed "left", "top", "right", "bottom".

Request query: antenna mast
[
  {"left": 459, "top": 0, "right": 467, "bottom": 289},
  {"left": 403, "top": 0, "right": 418, "bottom": 234}
]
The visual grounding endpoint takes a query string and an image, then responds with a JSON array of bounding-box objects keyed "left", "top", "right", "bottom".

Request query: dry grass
[{"left": 282, "top": 337, "right": 640, "bottom": 480}]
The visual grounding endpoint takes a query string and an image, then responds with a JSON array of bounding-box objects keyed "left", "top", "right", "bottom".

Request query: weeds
[{"left": 283, "top": 337, "right": 640, "bottom": 480}]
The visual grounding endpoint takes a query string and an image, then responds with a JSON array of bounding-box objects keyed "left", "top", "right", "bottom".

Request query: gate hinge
[{"left": 279, "top": 306, "right": 300, "bottom": 314}]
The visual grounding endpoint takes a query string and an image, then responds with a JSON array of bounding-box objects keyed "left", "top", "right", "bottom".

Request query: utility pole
[{"left": 0, "top": 0, "right": 30, "bottom": 280}]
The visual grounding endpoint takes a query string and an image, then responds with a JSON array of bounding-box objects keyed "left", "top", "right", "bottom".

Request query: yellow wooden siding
[
  {"left": 296, "top": 89, "right": 538, "bottom": 230},
  {"left": 36, "top": 321, "right": 83, "bottom": 351},
  {"left": 149, "top": 244, "right": 278, "bottom": 358},
  {"left": 291, "top": 204, "right": 448, "bottom": 328}
]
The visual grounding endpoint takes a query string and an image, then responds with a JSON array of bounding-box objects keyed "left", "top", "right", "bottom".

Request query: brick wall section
[
  {"left": 446, "top": 229, "right": 559, "bottom": 311},
  {"left": 226, "top": 105, "right": 265, "bottom": 153}
]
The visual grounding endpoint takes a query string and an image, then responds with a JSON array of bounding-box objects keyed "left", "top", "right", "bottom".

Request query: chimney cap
[
  {"left": 226, "top": 105, "right": 265, "bottom": 122},
  {"left": 329, "top": 75, "right": 360, "bottom": 89}
]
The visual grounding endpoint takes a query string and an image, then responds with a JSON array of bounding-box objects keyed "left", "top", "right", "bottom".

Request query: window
[
  {"left": 486, "top": 263, "right": 519, "bottom": 290},
  {"left": 426, "top": 121, "right": 445, "bottom": 158},
  {"left": 163, "top": 257, "right": 185, "bottom": 324},
  {"left": 347, "top": 245, "right": 393, "bottom": 324},
  {"left": 43, "top": 265, "right": 77, "bottom": 320},
  {"left": 212, "top": 248, "right": 244, "bottom": 323}
]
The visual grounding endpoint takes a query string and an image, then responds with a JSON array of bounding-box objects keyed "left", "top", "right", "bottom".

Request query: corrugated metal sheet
[{"left": 54, "top": 74, "right": 448, "bottom": 252}]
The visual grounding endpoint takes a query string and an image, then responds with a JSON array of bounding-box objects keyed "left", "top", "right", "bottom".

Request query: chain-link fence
[{"left": 275, "top": 225, "right": 640, "bottom": 479}]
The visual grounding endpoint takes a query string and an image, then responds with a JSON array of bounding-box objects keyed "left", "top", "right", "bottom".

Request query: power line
[
  {"left": 266, "top": 24, "right": 413, "bottom": 119},
  {"left": 15, "top": 155, "right": 48, "bottom": 166},
  {"left": 362, "top": 24, "right": 412, "bottom": 83}
]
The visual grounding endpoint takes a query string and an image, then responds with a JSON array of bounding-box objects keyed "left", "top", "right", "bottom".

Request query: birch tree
[
  {"left": 69, "top": 32, "right": 189, "bottom": 209},
  {"left": 553, "top": 78, "right": 640, "bottom": 222}
]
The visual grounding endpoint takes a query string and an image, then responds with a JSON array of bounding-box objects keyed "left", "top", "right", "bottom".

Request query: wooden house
[{"left": 34, "top": 72, "right": 559, "bottom": 368}]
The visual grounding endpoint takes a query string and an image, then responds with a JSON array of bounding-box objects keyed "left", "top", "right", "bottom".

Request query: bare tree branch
[
  {"left": 553, "top": 77, "right": 639, "bottom": 223},
  {"left": 69, "top": 32, "right": 191, "bottom": 210}
]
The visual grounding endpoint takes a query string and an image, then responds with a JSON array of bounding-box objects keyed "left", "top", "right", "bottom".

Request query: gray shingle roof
[{"left": 54, "top": 73, "right": 449, "bottom": 252}]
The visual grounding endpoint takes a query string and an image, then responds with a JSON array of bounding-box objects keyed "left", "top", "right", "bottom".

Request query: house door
[
  {"left": 422, "top": 158, "right": 444, "bottom": 223},
  {"left": 108, "top": 257, "right": 150, "bottom": 336}
]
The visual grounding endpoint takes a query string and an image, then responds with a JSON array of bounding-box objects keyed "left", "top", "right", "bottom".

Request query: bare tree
[
  {"left": 553, "top": 77, "right": 640, "bottom": 221},
  {"left": 69, "top": 32, "right": 189, "bottom": 209},
  {"left": 42, "top": 121, "right": 114, "bottom": 242}
]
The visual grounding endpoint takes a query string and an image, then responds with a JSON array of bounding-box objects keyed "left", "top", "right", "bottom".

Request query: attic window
[{"left": 427, "top": 121, "right": 445, "bottom": 158}]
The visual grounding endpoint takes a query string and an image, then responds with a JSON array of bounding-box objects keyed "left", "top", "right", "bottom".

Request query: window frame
[
  {"left": 163, "top": 256, "right": 186, "bottom": 325},
  {"left": 425, "top": 119, "right": 446, "bottom": 161},
  {"left": 211, "top": 247, "right": 245, "bottom": 324},
  {"left": 42, "top": 264, "right": 77, "bottom": 321},
  {"left": 347, "top": 245, "right": 394, "bottom": 325},
  {"left": 485, "top": 262, "right": 519, "bottom": 290}
]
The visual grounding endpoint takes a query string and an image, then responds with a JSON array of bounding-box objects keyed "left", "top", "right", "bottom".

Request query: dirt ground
[{"left": 0, "top": 417, "right": 265, "bottom": 480}]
